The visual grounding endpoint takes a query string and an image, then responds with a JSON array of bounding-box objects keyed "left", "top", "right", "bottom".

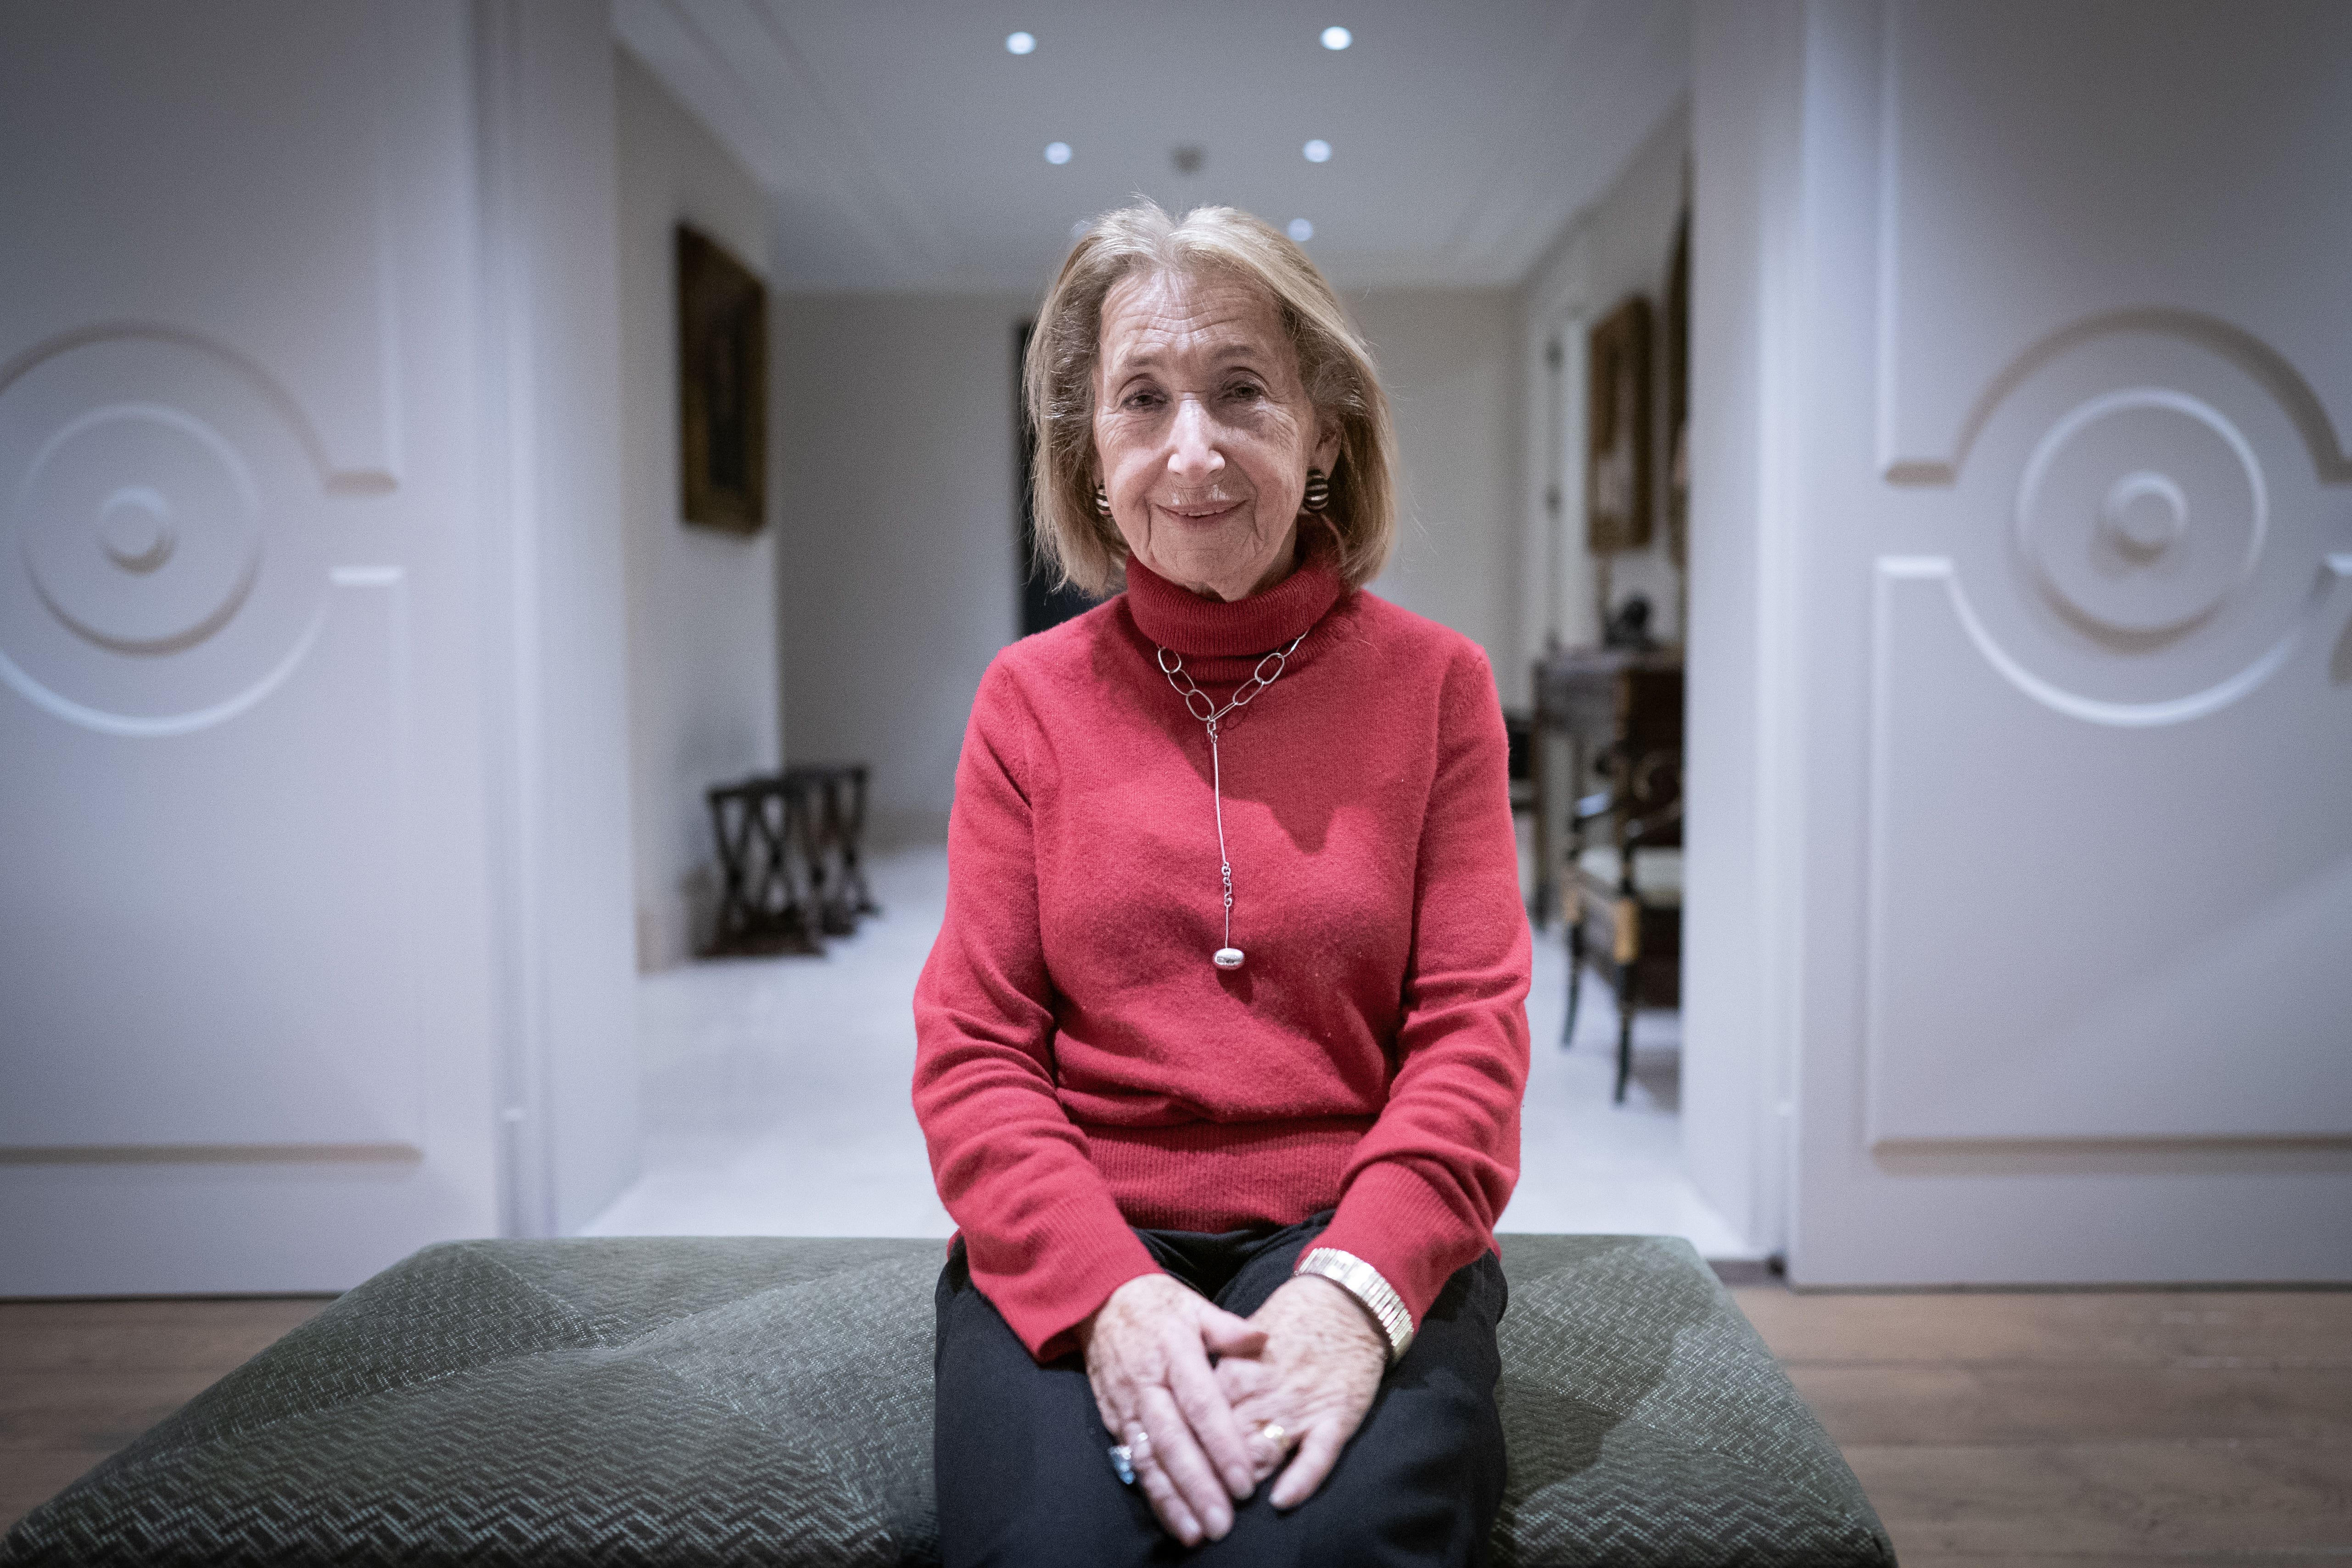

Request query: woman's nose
[{"left": 1165, "top": 397, "right": 1225, "bottom": 480}]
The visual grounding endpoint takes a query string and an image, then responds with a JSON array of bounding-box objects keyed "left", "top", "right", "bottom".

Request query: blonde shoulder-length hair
[{"left": 1023, "top": 201, "right": 1398, "bottom": 597}]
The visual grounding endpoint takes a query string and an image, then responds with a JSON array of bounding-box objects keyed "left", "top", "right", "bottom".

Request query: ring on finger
[{"left": 1258, "top": 1421, "right": 1293, "bottom": 1453}]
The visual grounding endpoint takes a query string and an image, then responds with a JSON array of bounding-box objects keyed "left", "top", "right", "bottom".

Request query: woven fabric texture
[{"left": 2, "top": 1234, "right": 1891, "bottom": 1568}]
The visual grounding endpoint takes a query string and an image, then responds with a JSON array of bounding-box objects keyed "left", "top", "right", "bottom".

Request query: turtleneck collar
[{"left": 1122, "top": 547, "right": 1346, "bottom": 658}]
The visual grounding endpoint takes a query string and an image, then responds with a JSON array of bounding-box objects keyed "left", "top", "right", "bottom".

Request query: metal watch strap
[{"left": 1293, "top": 1247, "right": 1415, "bottom": 1363}]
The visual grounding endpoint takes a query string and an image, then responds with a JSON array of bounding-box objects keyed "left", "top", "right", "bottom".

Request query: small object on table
[{"left": 1602, "top": 592, "right": 1658, "bottom": 650}]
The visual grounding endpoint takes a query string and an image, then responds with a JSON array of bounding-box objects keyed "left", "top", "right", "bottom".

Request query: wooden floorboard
[
  {"left": 3, "top": 1286, "right": 2349, "bottom": 1559},
  {"left": 1783, "top": 1362, "right": 2352, "bottom": 1445},
  {"left": 1731, "top": 1286, "right": 2352, "bottom": 1368},
  {"left": 0, "top": 1368, "right": 226, "bottom": 1453},
  {"left": 0, "top": 1298, "right": 330, "bottom": 1374},
  {"left": 0, "top": 1295, "right": 330, "bottom": 1534},
  {"left": 1897, "top": 1558, "right": 2352, "bottom": 1568},
  {"left": 1735, "top": 1284, "right": 2352, "bottom": 1563},
  {"left": 1848, "top": 1440, "right": 2352, "bottom": 1556}
]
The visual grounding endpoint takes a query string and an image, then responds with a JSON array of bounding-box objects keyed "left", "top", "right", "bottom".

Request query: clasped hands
[{"left": 1074, "top": 1270, "right": 1388, "bottom": 1547}]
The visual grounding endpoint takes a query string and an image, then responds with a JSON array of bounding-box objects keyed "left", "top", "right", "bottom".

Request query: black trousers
[{"left": 932, "top": 1212, "right": 1508, "bottom": 1567}]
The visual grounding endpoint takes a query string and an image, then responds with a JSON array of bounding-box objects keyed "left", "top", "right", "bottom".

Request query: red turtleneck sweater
[{"left": 912, "top": 552, "right": 1530, "bottom": 1361}]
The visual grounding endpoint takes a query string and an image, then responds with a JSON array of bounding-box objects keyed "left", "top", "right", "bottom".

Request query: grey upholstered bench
[{"left": 1, "top": 1236, "right": 1893, "bottom": 1567}]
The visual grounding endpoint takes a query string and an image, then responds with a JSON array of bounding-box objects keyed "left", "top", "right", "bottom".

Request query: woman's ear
[{"left": 1312, "top": 419, "right": 1342, "bottom": 478}]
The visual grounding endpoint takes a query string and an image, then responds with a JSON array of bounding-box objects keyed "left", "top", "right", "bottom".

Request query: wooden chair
[{"left": 1560, "top": 666, "right": 1684, "bottom": 1103}]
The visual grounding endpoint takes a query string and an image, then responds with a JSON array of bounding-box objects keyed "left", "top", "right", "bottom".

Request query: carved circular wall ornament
[
  {"left": 2099, "top": 470, "right": 2186, "bottom": 559},
  {"left": 1910, "top": 315, "right": 2344, "bottom": 722},
  {"left": 2015, "top": 386, "right": 2264, "bottom": 638},
  {"left": 20, "top": 403, "right": 263, "bottom": 655},
  {"left": 0, "top": 332, "right": 330, "bottom": 735},
  {"left": 97, "top": 487, "right": 177, "bottom": 574}
]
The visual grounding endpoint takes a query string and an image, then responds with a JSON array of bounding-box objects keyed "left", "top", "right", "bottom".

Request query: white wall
[
  {"left": 773, "top": 294, "right": 1028, "bottom": 844},
  {"left": 1680, "top": 1, "right": 1805, "bottom": 1259},
  {"left": 1352, "top": 289, "right": 1525, "bottom": 705},
  {"left": 1520, "top": 104, "right": 1692, "bottom": 658},
  {"left": 473, "top": 1, "right": 642, "bottom": 1238},
  {"left": 615, "top": 51, "right": 779, "bottom": 970}
]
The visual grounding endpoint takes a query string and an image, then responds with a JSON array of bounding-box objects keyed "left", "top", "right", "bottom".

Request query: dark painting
[
  {"left": 1586, "top": 294, "right": 1653, "bottom": 555},
  {"left": 678, "top": 225, "right": 767, "bottom": 533}
]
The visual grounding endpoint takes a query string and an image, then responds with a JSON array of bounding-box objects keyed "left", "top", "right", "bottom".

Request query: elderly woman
[{"left": 913, "top": 201, "right": 1530, "bottom": 1565}]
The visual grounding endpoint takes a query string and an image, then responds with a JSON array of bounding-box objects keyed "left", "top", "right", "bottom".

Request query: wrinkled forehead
[{"left": 1097, "top": 265, "right": 1293, "bottom": 379}]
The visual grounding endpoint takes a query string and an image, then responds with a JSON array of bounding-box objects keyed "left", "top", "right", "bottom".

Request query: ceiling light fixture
[
  {"left": 1044, "top": 141, "right": 1072, "bottom": 165},
  {"left": 1005, "top": 31, "right": 1036, "bottom": 54},
  {"left": 1288, "top": 218, "right": 1314, "bottom": 242},
  {"left": 1321, "top": 26, "right": 1352, "bottom": 50},
  {"left": 1302, "top": 139, "right": 1332, "bottom": 163}
]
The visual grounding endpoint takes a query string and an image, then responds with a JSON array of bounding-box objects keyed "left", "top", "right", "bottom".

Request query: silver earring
[
  {"left": 1302, "top": 467, "right": 1331, "bottom": 513},
  {"left": 1094, "top": 483, "right": 1112, "bottom": 517}
]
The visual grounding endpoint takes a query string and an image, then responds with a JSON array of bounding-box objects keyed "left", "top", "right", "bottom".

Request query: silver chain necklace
[{"left": 1156, "top": 633, "right": 1308, "bottom": 970}]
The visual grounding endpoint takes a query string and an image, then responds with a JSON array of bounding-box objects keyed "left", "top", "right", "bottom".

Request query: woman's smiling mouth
[{"left": 1159, "top": 495, "right": 1249, "bottom": 524}]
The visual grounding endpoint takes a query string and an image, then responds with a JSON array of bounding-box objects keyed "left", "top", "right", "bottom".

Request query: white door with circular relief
[
  {"left": 0, "top": 2, "right": 504, "bottom": 1291},
  {"left": 1771, "top": 0, "right": 2352, "bottom": 1283}
]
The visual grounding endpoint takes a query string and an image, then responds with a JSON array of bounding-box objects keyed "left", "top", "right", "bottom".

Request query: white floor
[{"left": 584, "top": 846, "right": 1757, "bottom": 1259}]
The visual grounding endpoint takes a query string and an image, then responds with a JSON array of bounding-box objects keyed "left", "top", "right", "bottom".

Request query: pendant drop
[{"left": 1214, "top": 947, "right": 1245, "bottom": 970}]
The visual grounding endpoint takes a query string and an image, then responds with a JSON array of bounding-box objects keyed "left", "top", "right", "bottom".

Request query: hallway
[{"left": 584, "top": 847, "right": 1752, "bottom": 1256}]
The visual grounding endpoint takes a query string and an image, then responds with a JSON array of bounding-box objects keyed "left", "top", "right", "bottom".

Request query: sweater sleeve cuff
[
  {"left": 966, "top": 1210, "right": 1164, "bottom": 1363},
  {"left": 1316, "top": 1159, "right": 1491, "bottom": 1329}
]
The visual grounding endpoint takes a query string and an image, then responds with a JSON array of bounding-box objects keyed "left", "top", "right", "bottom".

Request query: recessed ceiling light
[
  {"left": 1303, "top": 139, "right": 1332, "bottom": 163},
  {"left": 1044, "top": 141, "right": 1072, "bottom": 165},
  {"left": 1005, "top": 31, "right": 1036, "bottom": 54},
  {"left": 1320, "top": 26, "right": 1352, "bottom": 50},
  {"left": 1288, "top": 218, "right": 1314, "bottom": 242}
]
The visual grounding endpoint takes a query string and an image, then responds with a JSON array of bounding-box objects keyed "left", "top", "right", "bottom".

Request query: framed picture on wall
[
  {"left": 1586, "top": 294, "right": 1652, "bottom": 554},
  {"left": 677, "top": 224, "right": 767, "bottom": 534}
]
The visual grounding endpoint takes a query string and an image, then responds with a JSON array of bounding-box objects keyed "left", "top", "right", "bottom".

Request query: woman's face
[{"left": 1092, "top": 268, "right": 1339, "bottom": 603}]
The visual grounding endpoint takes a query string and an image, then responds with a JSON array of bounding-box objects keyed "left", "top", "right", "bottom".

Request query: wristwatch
[{"left": 1293, "top": 1247, "right": 1415, "bottom": 1363}]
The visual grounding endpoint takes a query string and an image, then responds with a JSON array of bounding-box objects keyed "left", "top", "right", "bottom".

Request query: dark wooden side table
[
  {"left": 781, "top": 763, "right": 879, "bottom": 937},
  {"left": 704, "top": 764, "right": 878, "bottom": 957}
]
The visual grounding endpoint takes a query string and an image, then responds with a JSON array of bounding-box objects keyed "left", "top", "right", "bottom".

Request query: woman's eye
[
  {"left": 1121, "top": 389, "right": 1162, "bottom": 410},
  {"left": 1226, "top": 381, "right": 1265, "bottom": 400}
]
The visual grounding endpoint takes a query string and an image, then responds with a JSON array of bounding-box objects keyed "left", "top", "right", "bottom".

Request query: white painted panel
[
  {"left": 1876, "top": 0, "right": 2352, "bottom": 480},
  {"left": 0, "top": 2, "right": 403, "bottom": 481},
  {"left": 1864, "top": 559, "right": 2352, "bottom": 1143},
  {"left": 1, "top": 576, "right": 417, "bottom": 1150},
  {"left": 1859, "top": 301, "right": 2352, "bottom": 1146}
]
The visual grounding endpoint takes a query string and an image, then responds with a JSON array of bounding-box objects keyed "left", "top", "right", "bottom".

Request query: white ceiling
[{"left": 612, "top": 0, "right": 1691, "bottom": 294}]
